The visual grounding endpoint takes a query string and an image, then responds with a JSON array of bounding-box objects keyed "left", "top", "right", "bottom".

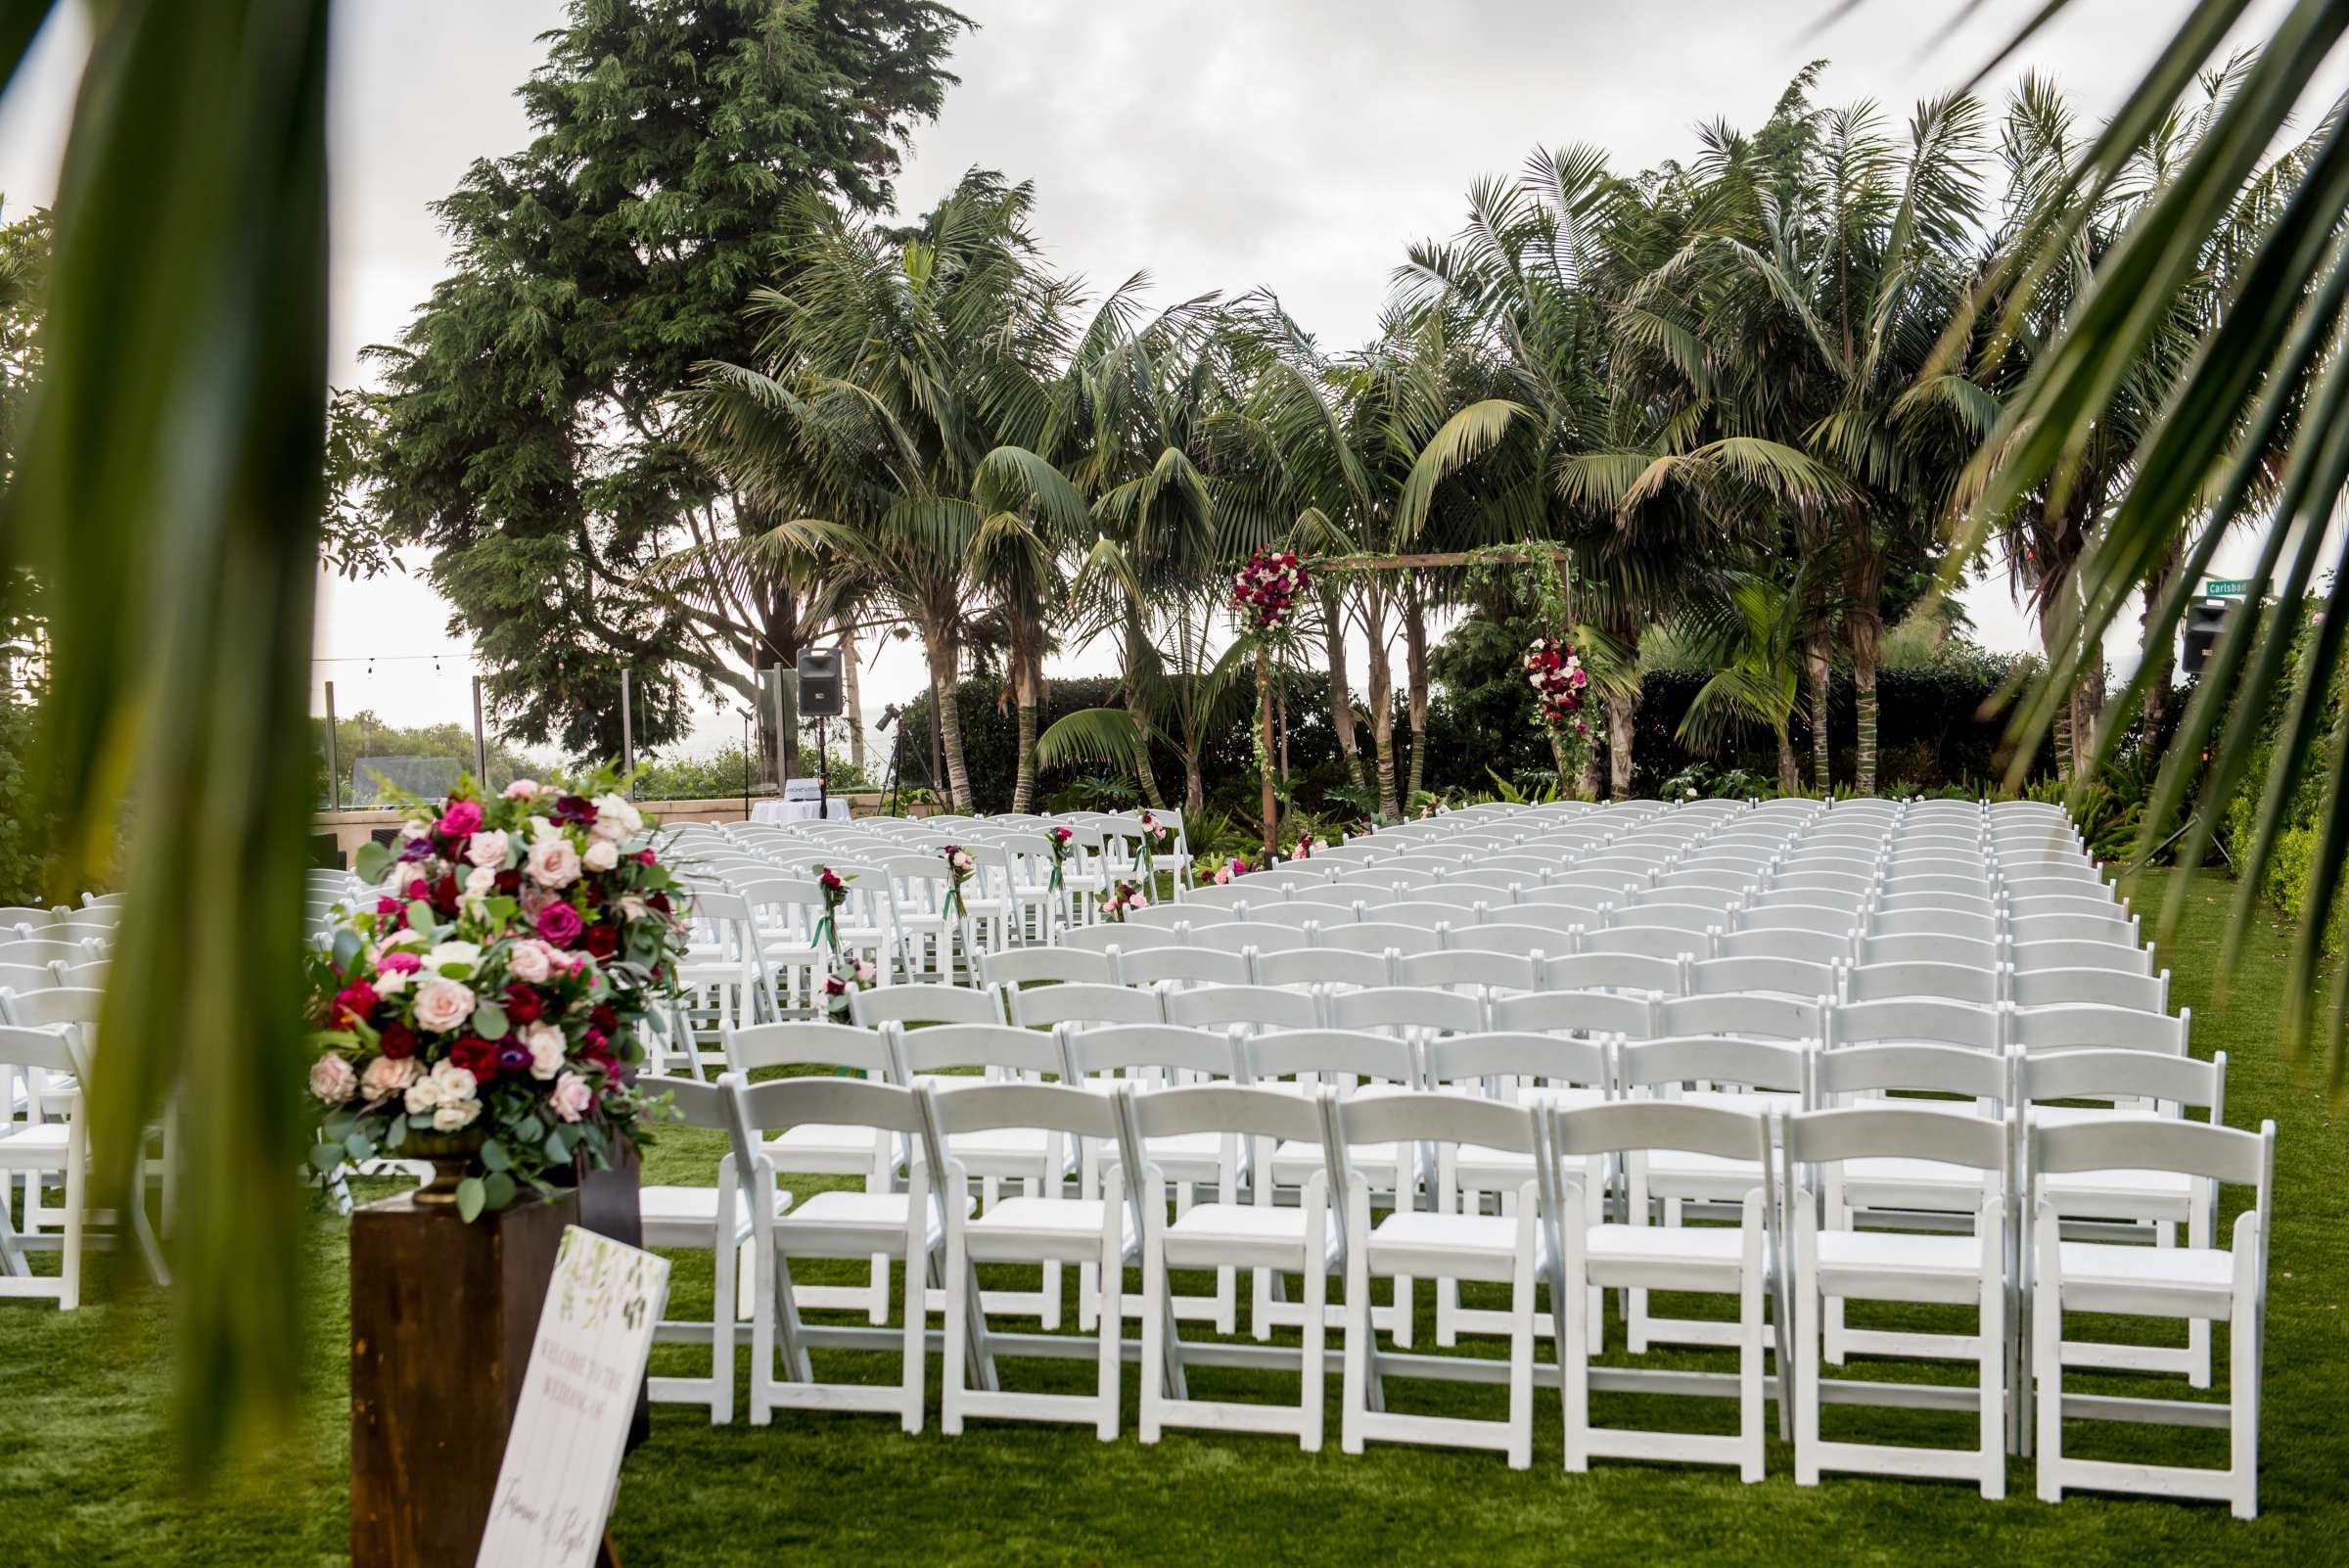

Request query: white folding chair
[
  {"left": 1839, "top": 960, "right": 2003, "bottom": 1007},
  {"left": 1129, "top": 1084, "right": 1339, "bottom": 1451},
  {"left": 2005, "top": 964, "right": 2168, "bottom": 1012},
  {"left": 2029, "top": 1116, "right": 2274, "bottom": 1517},
  {"left": 635, "top": 1074, "right": 776, "bottom": 1421},
  {"left": 1336, "top": 1091, "right": 1552, "bottom": 1470},
  {"left": 929, "top": 1082, "right": 1140, "bottom": 1440},
  {"left": 0, "top": 1024, "right": 88, "bottom": 1308},
  {"left": 1550, "top": 1100, "right": 1779, "bottom": 1480}
]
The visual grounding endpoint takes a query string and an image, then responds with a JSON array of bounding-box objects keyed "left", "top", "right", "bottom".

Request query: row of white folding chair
[{"left": 697, "top": 1061, "right": 2264, "bottom": 1504}]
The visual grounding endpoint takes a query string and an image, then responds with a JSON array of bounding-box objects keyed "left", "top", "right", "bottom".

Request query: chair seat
[
  {"left": 974, "top": 1196, "right": 1135, "bottom": 1243},
  {"left": 785, "top": 1188, "right": 969, "bottom": 1251},
  {"left": 638, "top": 1184, "right": 790, "bottom": 1243},
  {"left": 1816, "top": 1228, "right": 1985, "bottom": 1276},
  {"left": 1167, "top": 1201, "right": 1339, "bottom": 1258},
  {"left": 765, "top": 1124, "right": 887, "bottom": 1164},
  {"left": 1586, "top": 1222, "right": 1754, "bottom": 1263},
  {"left": 2056, "top": 1241, "right": 2234, "bottom": 1291},
  {"left": 1369, "top": 1210, "right": 1546, "bottom": 1266}
]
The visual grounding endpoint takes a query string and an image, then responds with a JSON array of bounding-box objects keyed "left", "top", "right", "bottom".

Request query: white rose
[
  {"left": 527, "top": 813, "right": 563, "bottom": 843},
  {"left": 432, "top": 1098, "right": 483, "bottom": 1133},
  {"left": 373, "top": 966, "right": 412, "bottom": 997},
  {"left": 506, "top": 940, "right": 554, "bottom": 984},
  {"left": 424, "top": 941, "right": 483, "bottom": 977},
  {"left": 402, "top": 1075, "right": 444, "bottom": 1115},
  {"left": 430, "top": 1060, "right": 478, "bottom": 1102},
  {"left": 590, "top": 794, "right": 643, "bottom": 842},
  {"left": 581, "top": 839, "right": 619, "bottom": 873},
  {"left": 464, "top": 865, "right": 497, "bottom": 898},
  {"left": 411, "top": 979, "right": 478, "bottom": 1034},
  {"left": 618, "top": 894, "right": 648, "bottom": 923},
  {"left": 465, "top": 829, "right": 511, "bottom": 868},
  {"left": 523, "top": 1020, "right": 567, "bottom": 1081},
  {"left": 527, "top": 836, "right": 582, "bottom": 889}
]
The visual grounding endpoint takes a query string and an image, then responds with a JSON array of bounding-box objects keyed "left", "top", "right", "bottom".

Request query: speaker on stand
[{"left": 797, "top": 647, "right": 846, "bottom": 817}]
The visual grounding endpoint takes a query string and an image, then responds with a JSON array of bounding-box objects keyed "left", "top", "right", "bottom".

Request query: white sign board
[{"left": 476, "top": 1226, "right": 669, "bottom": 1568}]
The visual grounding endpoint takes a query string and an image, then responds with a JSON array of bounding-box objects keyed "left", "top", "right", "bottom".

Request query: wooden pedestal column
[{"left": 349, "top": 1154, "right": 643, "bottom": 1568}]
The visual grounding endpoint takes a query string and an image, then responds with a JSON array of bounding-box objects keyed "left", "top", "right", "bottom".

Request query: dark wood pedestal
[{"left": 349, "top": 1153, "right": 642, "bottom": 1568}]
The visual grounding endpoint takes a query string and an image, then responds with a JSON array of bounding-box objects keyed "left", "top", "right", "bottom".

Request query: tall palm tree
[{"left": 694, "top": 173, "right": 1077, "bottom": 810}]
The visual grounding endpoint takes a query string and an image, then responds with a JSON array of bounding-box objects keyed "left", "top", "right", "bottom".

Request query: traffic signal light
[{"left": 2182, "top": 598, "right": 2234, "bottom": 678}]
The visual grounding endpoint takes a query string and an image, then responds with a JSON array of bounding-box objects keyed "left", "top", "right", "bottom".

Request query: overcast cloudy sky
[{"left": 0, "top": 0, "right": 2320, "bottom": 757}]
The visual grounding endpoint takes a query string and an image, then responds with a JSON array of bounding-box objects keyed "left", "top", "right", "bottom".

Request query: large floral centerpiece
[{"left": 302, "top": 773, "right": 685, "bottom": 1220}]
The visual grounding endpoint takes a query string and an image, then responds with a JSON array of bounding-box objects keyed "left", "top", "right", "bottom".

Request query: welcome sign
[{"left": 476, "top": 1226, "right": 669, "bottom": 1568}]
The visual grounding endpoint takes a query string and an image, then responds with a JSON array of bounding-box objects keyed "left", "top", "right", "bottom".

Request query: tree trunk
[
  {"left": 1804, "top": 631, "right": 1833, "bottom": 793},
  {"left": 841, "top": 632, "right": 868, "bottom": 770},
  {"left": 1318, "top": 582, "right": 1368, "bottom": 795},
  {"left": 1404, "top": 576, "right": 1431, "bottom": 803},
  {"left": 1183, "top": 754, "right": 1205, "bottom": 817},
  {"left": 1009, "top": 643, "right": 1042, "bottom": 814},
  {"left": 1362, "top": 593, "right": 1401, "bottom": 819},
  {"left": 1775, "top": 728, "right": 1800, "bottom": 796},
  {"left": 1123, "top": 609, "right": 1168, "bottom": 809},
  {"left": 2140, "top": 535, "right": 2181, "bottom": 737},
  {"left": 1257, "top": 644, "right": 1278, "bottom": 857},
  {"left": 1276, "top": 662, "right": 1290, "bottom": 783},
  {"left": 1604, "top": 689, "right": 1637, "bottom": 799},
  {"left": 926, "top": 630, "right": 972, "bottom": 811},
  {"left": 1845, "top": 527, "right": 1883, "bottom": 797}
]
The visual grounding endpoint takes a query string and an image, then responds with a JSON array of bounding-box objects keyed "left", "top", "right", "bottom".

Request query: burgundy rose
[
  {"left": 553, "top": 794, "right": 598, "bottom": 828},
  {"left": 504, "top": 984, "right": 543, "bottom": 1024},
  {"left": 635, "top": 849, "right": 657, "bottom": 865},
  {"left": 590, "top": 1004, "right": 619, "bottom": 1035},
  {"left": 451, "top": 1035, "right": 499, "bottom": 1082},
  {"left": 429, "top": 873, "right": 462, "bottom": 917},
  {"left": 583, "top": 923, "right": 620, "bottom": 960},
  {"left": 646, "top": 890, "right": 670, "bottom": 915},
  {"left": 378, "top": 1023, "right": 417, "bottom": 1060},
  {"left": 494, "top": 867, "right": 522, "bottom": 896},
  {"left": 405, "top": 878, "right": 431, "bottom": 902},
  {"left": 375, "top": 896, "right": 401, "bottom": 918},
  {"left": 537, "top": 900, "right": 585, "bottom": 947}
]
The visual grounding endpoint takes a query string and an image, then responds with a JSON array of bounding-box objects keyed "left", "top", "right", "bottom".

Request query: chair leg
[
  {"left": 1506, "top": 1240, "right": 1536, "bottom": 1471},
  {"left": 2034, "top": 1220, "right": 2061, "bottom": 1502},
  {"left": 1738, "top": 1238, "right": 1765, "bottom": 1483},
  {"left": 749, "top": 1235, "right": 776, "bottom": 1426},
  {"left": 1096, "top": 1232, "right": 1123, "bottom": 1442},
  {"left": 1301, "top": 1223, "right": 1327, "bottom": 1453},
  {"left": 712, "top": 1230, "right": 737, "bottom": 1424},
  {"left": 1562, "top": 1255, "right": 1589, "bottom": 1472},
  {"left": 1342, "top": 1188, "right": 1370, "bottom": 1455},
  {"left": 943, "top": 1224, "right": 969, "bottom": 1436},
  {"left": 1793, "top": 1270, "right": 1819, "bottom": 1486},
  {"left": 1139, "top": 1229, "right": 1166, "bottom": 1445},
  {"left": 1978, "top": 1275, "right": 2004, "bottom": 1499},
  {"left": 2231, "top": 1251, "right": 2261, "bottom": 1519}
]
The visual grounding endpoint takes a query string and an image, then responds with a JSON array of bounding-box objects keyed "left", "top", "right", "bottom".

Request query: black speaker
[
  {"left": 2182, "top": 599, "right": 2234, "bottom": 678},
  {"left": 797, "top": 646, "right": 846, "bottom": 718}
]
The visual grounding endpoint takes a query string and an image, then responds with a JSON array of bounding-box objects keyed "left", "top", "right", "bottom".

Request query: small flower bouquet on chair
[{"left": 302, "top": 771, "right": 688, "bottom": 1220}]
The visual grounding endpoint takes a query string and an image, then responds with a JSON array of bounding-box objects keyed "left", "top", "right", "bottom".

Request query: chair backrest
[
  {"left": 1318, "top": 921, "right": 1443, "bottom": 957},
  {"left": 1116, "top": 945, "right": 1253, "bottom": 991},
  {"left": 1549, "top": 1098, "right": 1774, "bottom": 1166},
  {"left": 0, "top": 1019, "right": 87, "bottom": 1081},
  {"left": 1811, "top": 1041, "right": 2008, "bottom": 1104},
  {"left": 1166, "top": 984, "right": 1320, "bottom": 1034},
  {"left": 1839, "top": 959, "right": 2002, "bottom": 1007},
  {"left": 635, "top": 1072, "right": 736, "bottom": 1136},
  {"left": 849, "top": 984, "right": 1005, "bottom": 1030},
  {"left": 1009, "top": 981, "right": 1166, "bottom": 1030},
  {"left": 1619, "top": 1036, "right": 1808, "bottom": 1096},
  {"left": 891, "top": 1021, "right": 1067, "bottom": 1080},
  {"left": 1233, "top": 902, "right": 1327, "bottom": 932},
  {"left": 727, "top": 1072, "right": 927, "bottom": 1179},
  {"left": 1422, "top": 1030, "right": 1610, "bottom": 1096},
  {"left": 1828, "top": 996, "right": 2003, "bottom": 1052},
  {"left": 1240, "top": 1028, "right": 1419, "bottom": 1091},
  {"left": 0, "top": 986, "right": 104, "bottom": 1032},
  {"left": 922, "top": 1079, "right": 1124, "bottom": 1144},
  {"left": 1183, "top": 882, "right": 1258, "bottom": 911},
  {"left": 1542, "top": 948, "right": 1682, "bottom": 996},
  {"left": 1247, "top": 945, "right": 1385, "bottom": 992},
  {"left": 1128, "top": 902, "right": 1207, "bottom": 932},
  {"left": 1490, "top": 988, "right": 1658, "bottom": 1039},
  {"left": 1059, "top": 923, "right": 1181, "bottom": 956},
  {"left": 2006, "top": 1001, "right": 2188, "bottom": 1056},
  {"left": 1685, "top": 953, "right": 1837, "bottom": 1002},
  {"left": 2004, "top": 964, "right": 2167, "bottom": 1012},
  {"left": 1580, "top": 924, "right": 1711, "bottom": 961},
  {"left": 2014, "top": 1047, "right": 2223, "bottom": 1118},
  {"left": 0, "top": 964, "right": 55, "bottom": 995},
  {"left": 0, "top": 940, "right": 93, "bottom": 968},
  {"left": 2005, "top": 936, "right": 2152, "bottom": 975},
  {"left": 1716, "top": 926, "right": 1853, "bottom": 966},
  {"left": 1445, "top": 923, "right": 1564, "bottom": 962},
  {"left": 1345, "top": 900, "right": 1457, "bottom": 933},
  {"left": 1849, "top": 931, "right": 1999, "bottom": 971},
  {"left": 1334, "top": 1089, "right": 1540, "bottom": 1161},
  {"left": 1868, "top": 907, "right": 1999, "bottom": 943},
  {"left": 1325, "top": 986, "right": 1484, "bottom": 1038},
  {"left": 2009, "top": 911, "right": 2140, "bottom": 948},
  {"left": 978, "top": 946, "right": 1116, "bottom": 988},
  {"left": 1660, "top": 992, "right": 1822, "bottom": 1042},
  {"left": 1395, "top": 948, "right": 1540, "bottom": 996},
  {"left": 1188, "top": 921, "right": 1315, "bottom": 956},
  {"left": 1782, "top": 1104, "right": 2006, "bottom": 1182},
  {"left": 1125, "top": 1081, "right": 1326, "bottom": 1147},
  {"left": 2031, "top": 1116, "right": 2274, "bottom": 1206},
  {"left": 722, "top": 1020, "right": 897, "bottom": 1077},
  {"left": 1062, "top": 1023, "right": 1238, "bottom": 1083}
]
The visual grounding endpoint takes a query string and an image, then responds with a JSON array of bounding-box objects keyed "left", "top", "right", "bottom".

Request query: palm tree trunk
[
  {"left": 1846, "top": 534, "right": 1883, "bottom": 797},
  {"left": 1008, "top": 642, "right": 1043, "bottom": 813},
  {"left": 1776, "top": 728, "right": 1800, "bottom": 796},
  {"left": 1404, "top": 577, "right": 1431, "bottom": 802},
  {"left": 926, "top": 629, "right": 972, "bottom": 810},
  {"left": 2140, "top": 535, "right": 2182, "bottom": 736},
  {"left": 1804, "top": 631, "right": 1832, "bottom": 793},
  {"left": 1123, "top": 608, "right": 1167, "bottom": 809},
  {"left": 1604, "top": 690, "right": 1637, "bottom": 799},
  {"left": 1184, "top": 755, "right": 1205, "bottom": 817},
  {"left": 1362, "top": 593, "right": 1401, "bottom": 819},
  {"left": 841, "top": 632, "right": 868, "bottom": 771},
  {"left": 1319, "top": 582, "right": 1368, "bottom": 795}
]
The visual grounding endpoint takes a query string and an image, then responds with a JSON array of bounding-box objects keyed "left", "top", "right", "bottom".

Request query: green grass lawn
[{"left": 5, "top": 868, "right": 2347, "bottom": 1567}]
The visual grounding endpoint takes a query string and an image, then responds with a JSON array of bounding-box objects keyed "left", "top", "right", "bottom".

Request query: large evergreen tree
[{"left": 362, "top": 0, "right": 965, "bottom": 760}]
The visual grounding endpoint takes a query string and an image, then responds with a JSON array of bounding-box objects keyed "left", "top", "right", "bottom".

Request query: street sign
[{"left": 2205, "top": 578, "right": 2250, "bottom": 597}]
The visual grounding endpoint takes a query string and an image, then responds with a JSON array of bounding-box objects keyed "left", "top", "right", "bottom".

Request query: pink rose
[
  {"left": 437, "top": 800, "right": 483, "bottom": 837},
  {"left": 502, "top": 778, "right": 541, "bottom": 800},
  {"left": 536, "top": 901, "right": 584, "bottom": 948},
  {"left": 412, "top": 978, "right": 478, "bottom": 1034},
  {"left": 377, "top": 951, "right": 422, "bottom": 975},
  {"left": 308, "top": 1053, "right": 357, "bottom": 1105},
  {"left": 506, "top": 940, "right": 554, "bottom": 984},
  {"left": 527, "top": 835, "right": 582, "bottom": 890},
  {"left": 549, "top": 1071, "right": 594, "bottom": 1124},
  {"left": 359, "top": 1054, "right": 420, "bottom": 1104}
]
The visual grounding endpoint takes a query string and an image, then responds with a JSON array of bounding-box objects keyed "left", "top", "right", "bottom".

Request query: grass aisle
[{"left": 3, "top": 868, "right": 2346, "bottom": 1566}]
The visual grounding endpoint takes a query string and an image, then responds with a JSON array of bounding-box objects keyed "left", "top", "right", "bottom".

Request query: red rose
[
  {"left": 378, "top": 1023, "right": 417, "bottom": 1060},
  {"left": 636, "top": 849, "right": 657, "bottom": 865},
  {"left": 375, "top": 897, "right": 401, "bottom": 917},
  {"left": 333, "top": 982, "right": 379, "bottom": 1025},
  {"left": 583, "top": 923, "right": 620, "bottom": 959},
  {"left": 590, "top": 1004, "right": 619, "bottom": 1034},
  {"left": 494, "top": 867, "right": 522, "bottom": 895},
  {"left": 429, "top": 873, "right": 461, "bottom": 916},
  {"left": 646, "top": 890, "right": 671, "bottom": 915},
  {"left": 504, "top": 984, "right": 543, "bottom": 1024},
  {"left": 451, "top": 1035, "right": 499, "bottom": 1082},
  {"left": 405, "top": 879, "right": 429, "bottom": 902}
]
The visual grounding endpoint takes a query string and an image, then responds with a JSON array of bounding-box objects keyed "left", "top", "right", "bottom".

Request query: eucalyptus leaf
[
  {"left": 343, "top": 1130, "right": 373, "bottom": 1162},
  {"left": 353, "top": 841, "right": 392, "bottom": 884},
  {"left": 481, "top": 1136, "right": 510, "bottom": 1173},
  {"left": 406, "top": 899, "right": 436, "bottom": 934},
  {"left": 471, "top": 1000, "right": 509, "bottom": 1041},
  {"left": 330, "top": 928, "right": 361, "bottom": 970},
  {"left": 483, "top": 1171, "right": 516, "bottom": 1210},
  {"left": 455, "top": 1177, "right": 486, "bottom": 1223}
]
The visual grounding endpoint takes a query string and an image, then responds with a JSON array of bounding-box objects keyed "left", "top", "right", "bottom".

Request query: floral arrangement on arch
[
  {"left": 301, "top": 772, "right": 685, "bottom": 1220},
  {"left": 1524, "top": 634, "right": 1597, "bottom": 780},
  {"left": 1230, "top": 548, "right": 1308, "bottom": 632}
]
